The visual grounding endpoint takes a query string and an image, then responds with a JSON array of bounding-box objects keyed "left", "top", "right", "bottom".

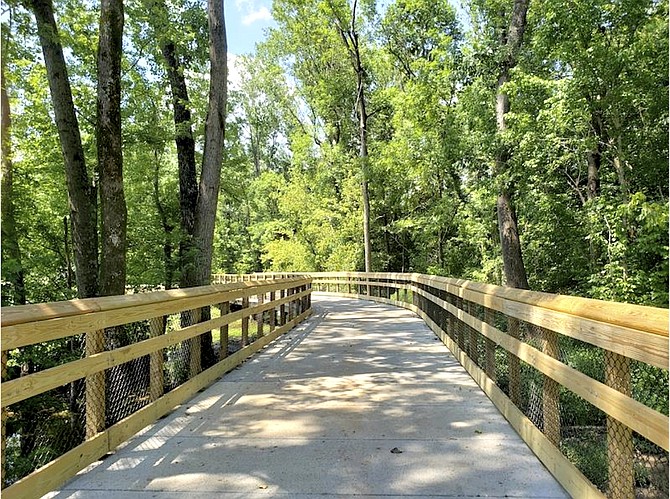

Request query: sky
[{"left": 226, "top": 0, "right": 276, "bottom": 56}]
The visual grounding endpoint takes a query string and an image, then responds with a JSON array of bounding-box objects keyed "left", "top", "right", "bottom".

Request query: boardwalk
[{"left": 48, "top": 294, "right": 567, "bottom": 498}]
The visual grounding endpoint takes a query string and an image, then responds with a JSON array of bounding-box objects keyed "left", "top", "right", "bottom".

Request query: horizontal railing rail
[
  {"left": 247, "top": 271, "right": 667, "bottom": 499},
  {"left": 1, "top": 277, "right": 312, "bottom": 498}
]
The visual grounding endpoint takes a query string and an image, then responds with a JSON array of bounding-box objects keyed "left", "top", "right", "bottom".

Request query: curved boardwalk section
[{"left": 48, "top": 294, "right": 567, "bottom": 498}]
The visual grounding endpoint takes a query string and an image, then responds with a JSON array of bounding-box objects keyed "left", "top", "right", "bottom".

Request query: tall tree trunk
[
  {"left": 1, "top": 59, "right": 27, "bottom": 306},
  {"left": 332, "top": 0, "right": 373, "bottom": 272},
  {"left": 494, "top": 0, "right": 530, "bottom": 290},
  {"left": 144, "top": 0, "right": 198, "bottom": 287},
  {"left": 586, "top": 110, "right": 603, "bottom": 201},
  {"left": 159, "top": 38, "right": 198, "bottom": 287},
  {"left": 189, "top": 0, "right": 227, "bottom": 287},
  {"left": 29, "top": 0, "right": 99, "bottom": 298},
  {"left": 97, "top": 0, "right": 126, "bottom": 297},
  {"left": 359, "top": 91, "right": 372, "bottom": 273}
]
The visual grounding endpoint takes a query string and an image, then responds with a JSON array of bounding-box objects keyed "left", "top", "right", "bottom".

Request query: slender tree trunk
[
  {"left": 1, "top": 61, "right": 27, "bottom": 306},
  {"left": 190, "top": 0, "right": 227, "bottom": 287},
  {"left": 160, "top": 38, "right": 198, "bottom": 287},
  {"left": 145, "top": 0, "right": 198, "bottom": 287},
  {"left": 586, "top": 110, "right": 603, "bottom": 201},
  {"left": 29, "top": 0, "right": 99, "bottom": 298},
  {"left": 97, "top": 0, "right": 126, "bottom": 297},
  {"left": 494, "top": 0, "right": 530, "bottom": 290},
  {"left": 334, "top": 0, "right": 372, "bottom": 272},
  {"left": 358, "top": 82, "right": 372, "bottom": 272},
  {"left": 586, "top": 150, "right": 601, "bottom": 201}
]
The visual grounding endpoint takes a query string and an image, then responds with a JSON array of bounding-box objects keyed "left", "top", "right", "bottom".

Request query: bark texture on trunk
[
  {"left": 189, "top": 0, "right": 227, "bottom": 287},
  {"left": 97, "top": 0, "right": 126, "bottom": 297},
  {"left": 1, "top": 61, "right": 27, "bottom": 305},
  {"left": 494, "top": 0, "right": 530, "bottom": 290},
  {"left": 30, "top": 0, "right": 99, "bottom": 298},
  {"left": 148, "top": 0, "right": 198, "bottom": 287}
]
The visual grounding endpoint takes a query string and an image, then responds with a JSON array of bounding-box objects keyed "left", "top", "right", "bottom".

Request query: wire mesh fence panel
[{"left": 4, "top": 382, "right": 86, "bottom": 487}]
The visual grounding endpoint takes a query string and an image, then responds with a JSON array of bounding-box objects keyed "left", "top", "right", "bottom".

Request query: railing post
[
  {"left": 189, "top": 308, "right": 201, "bottom": 377},
  {"left": 484, "top": 307, "right": 496, "bottom": 382},
  {"left": 86, "top": 329, "right": 106, "bottom": 438},
  {"left": 280, "top": 289, "right": 286, "bottom": 326},
  {"left": 541, "top": 327, "right": 560, "bottom": 446},
  {"left": 448, "top": 294, "right": 456, "bottom": 342},
  {"left": 468, "top": 302, "right": 479, "bottom": 365},
  {"left": 605, "top": 350, "right": 634, "bottom": 499},
  {"left": 269, "top": 292, "right": 276, "bottom": 332},
  {"left": 456, "top": 297, "right": 465, "bottom": 351},
  {"left": 289, "top": 287, "right": 295, "bottom": 321},
  {"left": 257, "top": 291, "right": 264, "bottom": 338},
  {"left": 507, "top": 318, "right": 521, "bottom": 407},
  {"left": 241, "top": 296, "right": 249, "bottom": 346},
  {"left": 219, "top": 301, "right": 229, "bottom": 359},
  {"left": 149, "top": 317, "right": 165, "bottom": 402}
]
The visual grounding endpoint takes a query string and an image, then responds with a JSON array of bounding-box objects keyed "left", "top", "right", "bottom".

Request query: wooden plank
[
  {"left": 149, "top": 316, "right": 165, "bottom": 402},
  {"left": 314, "top": 274, "right": 667, "bottom": 366},
  {"left": 313, "top": 273, "right": 667, "bottom": 338},
  {"left": 1, "top": 290, "right": 312, "bottom": 407},
  {"left": 241, "top": 296, "right": 249, "bottom": 347},
  {"left": 605, "top": 351, "right": 634, "bottom": 499},
  {"left": 412, "top": 276, "right": 668, "bottom": 367},
  {"left": 412, "top": 284, "right": 669, "bottom": 451},
  {"left": 1, "top": 278, "right": 311, "bottom": 350},
  {"left": 1, "top": 431, "right": 108, "bottom": 499},
  {"left": 413, "top": 273, "right": 667, "bottom": 336},
  {"left": 542, "top": 327, "right": 560, "bottom": 447},
  {"left": 85, "top": 329, "right": 105, "bottom": 438},
  {"left": 1, "top": 279, "right": 306, "bottom": 326},
  {"left": 219, "top": 302, "right": 229, "bottom": 360}
]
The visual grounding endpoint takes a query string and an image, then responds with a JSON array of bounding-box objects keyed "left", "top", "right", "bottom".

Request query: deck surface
[{"left": 48, "top": 294, "right": 568, "bottom": 498}]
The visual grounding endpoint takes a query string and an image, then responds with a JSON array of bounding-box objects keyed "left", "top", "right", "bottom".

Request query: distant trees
[{"left": 1, "top": 0, "right": 666, "bottom": 307}]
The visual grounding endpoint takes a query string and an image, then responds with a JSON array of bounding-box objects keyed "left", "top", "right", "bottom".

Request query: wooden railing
[
  {"left": 242, "top": 271, "right": 667, "bottom": 499},
  {"left": 0, "top": 277, "right": 312, "bottom": 498},
  {"left": 2, "top": 271, "right": 667, "bottom": 498}
]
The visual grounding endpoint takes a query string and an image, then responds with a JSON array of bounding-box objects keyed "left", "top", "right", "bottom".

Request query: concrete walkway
[{"left": 49, "top": 294, "right": 568, "bottom": 498}]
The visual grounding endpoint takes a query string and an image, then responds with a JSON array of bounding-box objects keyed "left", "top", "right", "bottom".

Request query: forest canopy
[{"left": 1, "top": 0, "right": 668, "bottom": 308}]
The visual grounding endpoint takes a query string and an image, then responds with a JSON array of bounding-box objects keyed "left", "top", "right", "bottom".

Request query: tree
[
  {"left": 493, "top": 0, "right": 531, "bottom": 289},
  {"left": 187, "top": 0, "right": 227, "bottom": 287},
  {"left": 1, "top": 37, "right": 26, "bottom": 306},
  {"left": 97, "top": 0, "right": 126, "bottom": 296},
  {"left": 27, "top": 0, "right": 99, "bottom": 298}
]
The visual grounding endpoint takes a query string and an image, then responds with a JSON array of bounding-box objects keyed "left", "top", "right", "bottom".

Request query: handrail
[
  {"left": 0, "top": 276, "right": 312, "bottom": 498},
  {"left": 256, "top": 271, "right": 667, "bottom": 499}
]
